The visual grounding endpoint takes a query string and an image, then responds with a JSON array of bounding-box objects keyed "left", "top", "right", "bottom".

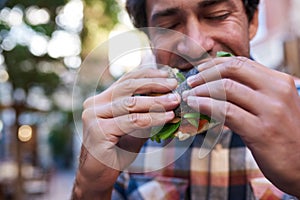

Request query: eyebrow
[
  {"left": 198, "top": 0, "right": 229, "bottom": 8},
  {"left": 150, "top": 0, "right": 230, "bottom": 24},
  {"left": 150, "top": 8, "right": 180, "bottom": 24}
]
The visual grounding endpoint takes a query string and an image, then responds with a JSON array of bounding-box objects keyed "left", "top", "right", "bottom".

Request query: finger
[
  {"left": 116, "top": 68, "right": 170, "bottom": 83},
  {"left": 182, "top": 79, "right": 262, "bottom": 115},
  {"left": 187, "top": 57, "right": 276, "bottom": 90},
  {"left": 112, "top": 77, "right": 178, "bottom": 98},
  {"left": 84, "top": 68, "right": 172, "bottom": 107},
  {"left": 186, "top": 96, "right": 260, "bottom": 140},
  {"left": 93, "top": 93, "right": 180, "bottom": 118},
  {"left": 99, "top": 111, "right": 175, "bottom": 139},
  {"left": 83, "top": 77, "right": 178, "bottom": 108}
]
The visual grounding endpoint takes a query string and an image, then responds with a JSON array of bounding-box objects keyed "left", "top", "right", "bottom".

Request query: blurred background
[{"left": 0, "top": 0, "right": 299, "bottom": 199}]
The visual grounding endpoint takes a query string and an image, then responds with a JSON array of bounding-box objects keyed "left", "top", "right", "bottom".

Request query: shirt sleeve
[
  {"left": 250, "top": 176, "right": 299, "bottom": 200},
  {"left": 112, "top": 172, "right": 129, "bottom": 200}
]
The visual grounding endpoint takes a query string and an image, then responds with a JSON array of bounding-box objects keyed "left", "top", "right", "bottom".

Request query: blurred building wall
[{"left": 251, "top": 0, "right": 300, "bottom": 77}]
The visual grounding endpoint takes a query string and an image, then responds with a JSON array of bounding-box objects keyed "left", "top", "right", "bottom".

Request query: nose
[{"left": 176, "top": 19, "right": 214, "bottom": 61}]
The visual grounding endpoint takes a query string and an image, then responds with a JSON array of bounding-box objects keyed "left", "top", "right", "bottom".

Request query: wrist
[
  {"left": 71, "top": 146, "right": 120, "bottom": 199},
  {"left": 72, "top": 171, "right": 113, "bottom": 200}
]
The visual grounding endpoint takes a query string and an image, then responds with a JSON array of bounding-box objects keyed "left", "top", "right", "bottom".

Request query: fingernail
[
  {"left": 159, "top": 70, "right": 169, "bottom": 76},
  {"left": 168, "top": 93, "right": 179, "bottom": 102},
  {"left": 166, "top": 78, "right": 177, "bottom": 85},
  {"left": 197, "top": 63, "right": 206, "bottom": 71},
  {"left": 182, "top": 91, "right": 188, "bottom": 101},
  {"left": 166, "top": 111, "right": 175, "bottom": 118},
  {"left": 186, "top": 76, "right": 195, "bottom": 87},
  {"left": 187, "top": 96, "right": 196, "bottom": 106}
]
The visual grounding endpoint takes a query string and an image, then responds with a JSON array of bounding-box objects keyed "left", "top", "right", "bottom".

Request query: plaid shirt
[{"left": 112, "top": 129, "right": 298, "bottom": 200}]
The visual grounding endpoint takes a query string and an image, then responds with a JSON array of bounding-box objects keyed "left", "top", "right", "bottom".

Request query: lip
[
  {"left": 169, "top": 52, "right": 212, "bottom": 70},
  {"left": 170, "top": 57, "right": 212, "bottom": 72}
]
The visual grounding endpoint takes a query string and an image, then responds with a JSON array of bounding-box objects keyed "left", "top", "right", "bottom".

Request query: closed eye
[
  {"left": 167, "top": 23, "right": 180, "bottom": 30},
  {"left": 205, "top": 12, "right": 231, "bottom": 21},
  {"left": 155, "top": 22, "right": 181, "bottom": 33}
]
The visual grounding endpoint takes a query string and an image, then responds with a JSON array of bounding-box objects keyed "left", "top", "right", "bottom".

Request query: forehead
[{"left": 146, "top": 0, "right": 243, "bottom": 22}]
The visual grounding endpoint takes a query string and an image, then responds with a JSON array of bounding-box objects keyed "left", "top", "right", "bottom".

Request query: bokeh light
[
  {"left": 18, "top": 125, "right": 33, "bottom": 142},
  {"left": 25, "top": 6, "right": 50, "bottom": 25},
  {"left": 29, "top": 34, "right": 48, "bottom": 56},
  {"left": 108, "top": 29, "right": 142, "bottom": 78},
  {"left": 0, "top": 69, "right": 9, "bottom": 82},
  {"left": 56, "top": 0, "right": 83, "bottom": 33},
  {"left": 0, "top": 120, "right": 3, "bottom": 140},
  {"left": 47, "top": 30, "right": 81, "bottom": 59},
  {"left": 0, "top": 6, "right": 23, "bottom": 27},
  {"left": 64, "top": 56, "right": 82, "bottom": 69},
  {"left": 0, "top": 120, "right": 3, "bottom": 132},
  {"left": 0, "top": 0, "right": 83, "bottom": 67}
]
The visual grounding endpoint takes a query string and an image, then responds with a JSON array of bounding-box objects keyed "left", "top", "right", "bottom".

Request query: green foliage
[
  {"left": 85, "top": 0, "right": 120, "bottom": 26},
  {"left": 0, "top": 0, "right": 122, "bottom": 169},
  {"left": 3, "top": 45, "right": 60, "bottom": 95},
  {"left": 81, "top": 0, "right": 120, "bottom": 55},
  {"left": 48, "top": 111, "right": 74, "bottom": 168},
  {"left": 27, "top": 23, "right": 56, "bottom": 37},
  {"left": 0, "top": 21, "right": 9, "bottom": 32},
  {"left": 101, "top": 0, "right": 120, "bottom": 25},
  {"left": 5, "top": 0, "right": 66, "bottom": 11}
]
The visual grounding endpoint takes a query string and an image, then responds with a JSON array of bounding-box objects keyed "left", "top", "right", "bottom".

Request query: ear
[{"left": 249, "top": 9, "right": 259, "bottom": 40}]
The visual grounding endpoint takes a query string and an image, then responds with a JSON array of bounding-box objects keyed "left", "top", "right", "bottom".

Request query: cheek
[
  {"left": 153, "top": 49, "right": 172, "bottom": 66},
  {"left": 218, "top": 25, "right": 250, "bottom": 56},
  {"left": 221, "top": 16, "right": 251, "bottom": 56},
  {"left": 149, "top": 30, "right": 186, "bottom": 67},
  {"left": 150, "top": 36, "right": 178, "bottom": 66}
]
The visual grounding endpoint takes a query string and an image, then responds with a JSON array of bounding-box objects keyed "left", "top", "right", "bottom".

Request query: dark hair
[{"left": 126, "top": 0, "right": 260, "bottom": 29}]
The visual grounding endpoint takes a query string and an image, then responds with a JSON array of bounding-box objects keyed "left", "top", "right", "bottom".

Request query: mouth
[{"left": 170, "top": 53, "right": 211, "bottom": 72}]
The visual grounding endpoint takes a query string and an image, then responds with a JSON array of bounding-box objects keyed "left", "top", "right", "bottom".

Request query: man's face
[{"left": 146, "top": 0, "right": 258, "bottom": 71}]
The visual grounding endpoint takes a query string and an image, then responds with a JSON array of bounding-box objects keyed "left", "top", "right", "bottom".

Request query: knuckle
[
  {"left": 224, "top": 102, "right": 234, "bottom": 122},
  {"left": 226, "top": 57, "right": 248, "bottom": 73},
  {"left": 122, "top": 79, "right": 136, "bottom": 90},
  {"left": 153, "top": 96, "right": 163, "bottom": 106},
  {"left": 82, "top": 107, "right": 97, "bottom": 124},
  {"left": 280, "top": 75, "right": 296, "bottom": 96},
  {"left": 128, "top": 113, "right": 138, "bottom": 124},
  {"left": 123, "top": 96, "right": 137, "bottom": 111},
  {"left": 223, "top": 78, "right": 235, "bottom": 94},
  {"left": 269, "top": 101, "right": 285, "bottom": 117},
  {"left": 129, "top": 113, "right": 152, "bottom": 128},
  {"left": 81, "top": 109, "right": 89, "bottom": 122},
  {"left": 83, "top": 97, "right": 93, "bottom": 109}
]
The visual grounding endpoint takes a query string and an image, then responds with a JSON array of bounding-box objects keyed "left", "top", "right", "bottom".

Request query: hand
[
  {"left": 182, "top": 56, "right": 300, "bottom": 197},
  {"left": 74, "top": 68, "right": 179, "bottom": 198}
]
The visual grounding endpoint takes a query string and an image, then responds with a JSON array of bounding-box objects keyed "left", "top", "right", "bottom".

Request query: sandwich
[{"left": 150, "top": 51, "right": 233, "bottom": 142}]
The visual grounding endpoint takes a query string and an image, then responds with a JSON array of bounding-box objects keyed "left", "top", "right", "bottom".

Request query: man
[{"left": 72, "top": 0, "right": 300, "bottom": 199}]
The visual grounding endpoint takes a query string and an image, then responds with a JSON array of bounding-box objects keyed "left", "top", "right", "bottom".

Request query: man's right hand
[{"left": 72, "top": 68, "right": 180, "bottom": 199}]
